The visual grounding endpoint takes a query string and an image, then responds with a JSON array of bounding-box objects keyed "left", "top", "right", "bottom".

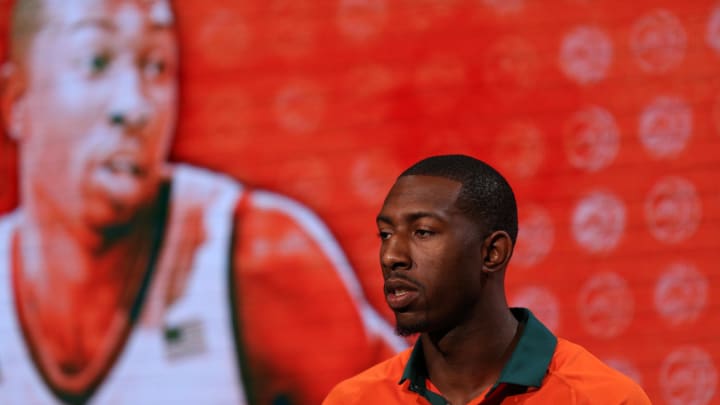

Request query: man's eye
[
  {"left": 378, "top": 231, "right": 391, "bottom": 240},
  {"left": 415, "top": 229, "right": 434, "bottom": 238}
]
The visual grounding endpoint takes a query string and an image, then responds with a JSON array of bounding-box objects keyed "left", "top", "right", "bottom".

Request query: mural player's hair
[
  {"left": 8, "top": 0, "right": 45, "bottom": 66},
  {"left": 8, "top": 0, "right": 178, "bottom": 66},
  {"left": 400, "top": 154, "right": 518, "bottom": 244}
]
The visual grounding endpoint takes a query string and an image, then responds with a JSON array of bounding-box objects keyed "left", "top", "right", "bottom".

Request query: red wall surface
[{"left": 1, "top": 0, "right": 719, "bottom": 404}]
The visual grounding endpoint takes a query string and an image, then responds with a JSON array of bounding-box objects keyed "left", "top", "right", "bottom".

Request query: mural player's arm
[{"left": 232, "top": 190, "right": 405, "bottom": 404}]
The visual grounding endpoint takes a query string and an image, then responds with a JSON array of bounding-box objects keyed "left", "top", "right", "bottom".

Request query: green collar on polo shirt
[{"left": 398, "top": 307, "right": 558, "bottom": 405}]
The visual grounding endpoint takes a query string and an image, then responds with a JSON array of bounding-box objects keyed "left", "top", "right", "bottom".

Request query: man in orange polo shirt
[{"left": 324, "top": 154, "right": 651, "bottom": 404}]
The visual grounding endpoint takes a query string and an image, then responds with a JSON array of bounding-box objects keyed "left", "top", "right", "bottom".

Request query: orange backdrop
[{"left": 1, "top": 1, "right": 719, "bottom": 404}]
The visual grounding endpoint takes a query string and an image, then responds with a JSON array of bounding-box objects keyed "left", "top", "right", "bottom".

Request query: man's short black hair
[{"left": 400, "top": 154, "right": 518, "bottom": 244}]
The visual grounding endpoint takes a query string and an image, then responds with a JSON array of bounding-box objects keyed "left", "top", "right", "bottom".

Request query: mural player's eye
[
  {"left": 143, "top": 57, "right": 167, "bottom": 79},
  {"left": 90, "top": 54, "right": 111, "bottom": 74}
]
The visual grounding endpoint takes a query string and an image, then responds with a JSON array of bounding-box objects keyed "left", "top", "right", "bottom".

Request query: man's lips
[{"left": 384, "top": 278, "right": 420, "bottom": 310}]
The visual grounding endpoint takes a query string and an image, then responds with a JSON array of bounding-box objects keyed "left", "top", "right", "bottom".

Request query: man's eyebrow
[
  {"left": 406, "top": 211, "right": 444, "bottom": 222},
  {"left": 376, "top": 211, "right": 443, "bottom": 224}
]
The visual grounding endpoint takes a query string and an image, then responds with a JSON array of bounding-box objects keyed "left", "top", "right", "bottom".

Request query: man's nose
[
  {"left": 381, "top": 235, "right": 411, "bottom": 273},
  {"left": 108, "top": 69, "right": 153, "bottom": 133}
]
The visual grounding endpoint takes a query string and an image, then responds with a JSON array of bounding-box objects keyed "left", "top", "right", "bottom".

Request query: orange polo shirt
[{"left": 323, "top": 308, "right": 651, "bottom": 404}]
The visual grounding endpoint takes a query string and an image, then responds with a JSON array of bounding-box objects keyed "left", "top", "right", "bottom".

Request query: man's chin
[
  {"left": 395, "top": 325, "right": 419, "bottom": 337},
  {"left": 394, "top": 315, "right": 428, "bottom": 337}
]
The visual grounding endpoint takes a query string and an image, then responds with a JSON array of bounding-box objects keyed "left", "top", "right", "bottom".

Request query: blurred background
[{"left": 1, "top": 0, "right": 719, "bottom": 404}]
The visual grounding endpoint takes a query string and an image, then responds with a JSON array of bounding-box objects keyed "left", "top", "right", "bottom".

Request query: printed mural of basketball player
[{"left": 0, "top": 0, "right": 404, "bottom": 404}]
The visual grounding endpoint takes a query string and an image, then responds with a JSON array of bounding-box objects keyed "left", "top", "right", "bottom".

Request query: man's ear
[
  {"left": 1, "top": 61, "right": 27, "bottom": 141},
  {"left": 482, "top": 230, "right": 513, "bottom": 273}
]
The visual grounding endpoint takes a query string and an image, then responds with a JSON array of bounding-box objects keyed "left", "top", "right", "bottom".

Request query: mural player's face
[{"left": 15, "top": 0, "right": 178, "bottom": 229}]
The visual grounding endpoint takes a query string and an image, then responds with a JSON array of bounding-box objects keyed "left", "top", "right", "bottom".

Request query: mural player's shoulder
[
  {"left": 169, "top": 164, "right": 244, "bottom": 208},
  {"left": 236, "top": 179, "right": 354, "bottom": 271},
  {"left": 168, "top": 163, "right": 330, "bottom": 242},
  {"left": 242, "top": 187, "right": 332, "bottom": 242},
  {"left": 0, "top": 209, "right": 19, "bottom": 230}
]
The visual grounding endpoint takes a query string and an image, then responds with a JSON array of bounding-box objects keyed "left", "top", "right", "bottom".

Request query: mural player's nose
[{"left": 108, "top": 69, "right": 153, "bottom": 133}]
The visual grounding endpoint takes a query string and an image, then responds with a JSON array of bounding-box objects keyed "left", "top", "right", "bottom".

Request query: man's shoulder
[
  {"left": 550, "top": 337, "right": 634, "bottom": 383},
  {"left": 322, "top": 348, "right": 412, "bottom": 404},
  {"left": 544, "top": 337, "right": 651, "bottom": 404}
]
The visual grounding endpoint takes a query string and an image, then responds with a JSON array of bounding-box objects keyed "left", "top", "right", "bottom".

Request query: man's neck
[{"left": 421, "top": 308, "right": 521, "bottom": 405}]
